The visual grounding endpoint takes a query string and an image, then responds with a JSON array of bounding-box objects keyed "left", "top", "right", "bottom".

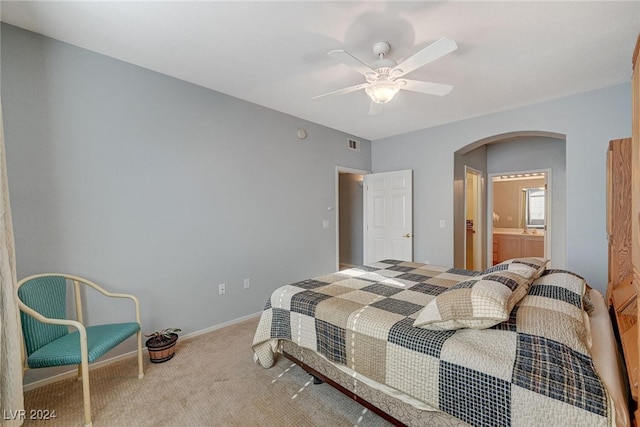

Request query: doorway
[
  {"left": 335, "top": 166, "right": 369, "bottom": 270},
  {"left": 453, "top": 132, "right": 565, "bottom": 270},
  {"left": 335, "top": 167, "right": 414, "bottom": 269},
  {"left": 489, "top": 170, "right": 550, "bottom": 266},
  {"left": 464, "top": 167, "right": 483, "bottom": 270}
]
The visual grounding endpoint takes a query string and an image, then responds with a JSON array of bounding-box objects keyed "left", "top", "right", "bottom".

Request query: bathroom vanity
[{"left": 492, "top": 228, "right": 544, "bottom": 265}]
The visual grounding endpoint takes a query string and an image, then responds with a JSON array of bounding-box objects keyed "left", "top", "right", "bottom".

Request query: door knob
[{"left": 403, "top": 233, "right": 412, "bottom": 238}]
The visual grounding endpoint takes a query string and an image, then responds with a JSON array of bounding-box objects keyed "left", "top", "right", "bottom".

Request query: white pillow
[
  {"left": 413, "top": 270, "right": 534, "bottom": 330},
  {"left": 482, "top": 257, "right": 549, "bottom": 279}
]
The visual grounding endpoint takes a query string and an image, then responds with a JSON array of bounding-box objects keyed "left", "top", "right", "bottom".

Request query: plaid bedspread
[{"left": 252, "top": 260, "right": 613, "bottom": 427}]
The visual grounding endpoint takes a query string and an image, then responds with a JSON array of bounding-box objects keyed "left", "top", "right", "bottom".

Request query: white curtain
[{"left": 0, "top": 100, "right": 24, "bottom": 426}]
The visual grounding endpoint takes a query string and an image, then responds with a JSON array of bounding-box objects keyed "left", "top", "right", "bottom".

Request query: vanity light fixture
[{"left": 499, "top": 172, "right": 543, "bottom": 180}]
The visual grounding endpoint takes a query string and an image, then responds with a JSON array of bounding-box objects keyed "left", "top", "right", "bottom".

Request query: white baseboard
[
  {"left": 22, "top": 311, "right": 262, "bottom": 391},
  {"left": 179, "top": 311, "right": 261, "bottom": 341}
]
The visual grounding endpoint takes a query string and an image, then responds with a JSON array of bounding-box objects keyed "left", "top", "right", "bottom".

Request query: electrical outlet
[
  {"left": 244, "top": 278, "right": 250, "bottom": 289},
  {"left": 218, "top": 283, "right": 225, "bottom": 295}
]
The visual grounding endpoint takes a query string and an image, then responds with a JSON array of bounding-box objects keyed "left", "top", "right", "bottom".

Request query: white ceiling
[{"left": 2, "top": 1, "right": 639, "bottom": 141}]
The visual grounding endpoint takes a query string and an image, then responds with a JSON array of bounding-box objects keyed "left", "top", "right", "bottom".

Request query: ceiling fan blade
[
  {"left": 312, "top": 82, "right": 370, "bottom": 100},
  {"left": 328, "top": 49, "right": 376, "bottom": 76},
  {"left": 368, "top": 101, "right": 384, "bottom": 115},
  {"left": 391, "top": 37, "right": 457, "bottom": 78},
  {"left": 401, "top": 79, "right": 453, "bottom": 96}
]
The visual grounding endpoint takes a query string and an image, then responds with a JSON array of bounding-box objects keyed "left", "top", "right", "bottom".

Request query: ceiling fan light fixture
[{"left": 365, "top": 79, "right": 400, "bottom": 104}]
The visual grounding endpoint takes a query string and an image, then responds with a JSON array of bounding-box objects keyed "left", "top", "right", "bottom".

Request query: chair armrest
[
  {"left": 66, "top": 274, "right": 142, "bottom": 326},
  {"left": 16, "top": 298, "right": 86, "bottom": 334},
  {"left": 17, "top": 297, "right": 91, "bottom": 374}
]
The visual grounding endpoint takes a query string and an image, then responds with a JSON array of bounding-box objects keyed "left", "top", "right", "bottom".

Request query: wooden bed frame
[{"left": 609, "top": 33, "right": 640, "bottom": 425}]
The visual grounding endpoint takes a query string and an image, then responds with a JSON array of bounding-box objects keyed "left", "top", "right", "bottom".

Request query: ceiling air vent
[{"left": 348, "top": 139, "right": 360, "bottom": 152}]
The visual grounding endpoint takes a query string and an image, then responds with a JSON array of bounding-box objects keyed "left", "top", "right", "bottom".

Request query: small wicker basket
[{"left": 145, "top": 333, "right": 178, "bottom": 363}]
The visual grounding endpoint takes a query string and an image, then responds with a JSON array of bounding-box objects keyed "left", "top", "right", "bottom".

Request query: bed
[
  {"left": 253, "top": 35, "right": 639, "bottom": 426},
  {"left": 252, "top": 258, "right": 629, "bottom": 427}
]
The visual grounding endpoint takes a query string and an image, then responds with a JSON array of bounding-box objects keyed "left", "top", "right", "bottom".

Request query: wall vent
[{"left": 348, "top": 139, "right": 360, "bottom": 151}]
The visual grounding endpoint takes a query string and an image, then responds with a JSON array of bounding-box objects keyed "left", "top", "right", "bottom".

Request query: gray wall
[
  {"left": 1, "top": 24, "right": 371, "bottom": 383},
  {"left": 373, "top": 83, "right": 631, "bottom": 293}
]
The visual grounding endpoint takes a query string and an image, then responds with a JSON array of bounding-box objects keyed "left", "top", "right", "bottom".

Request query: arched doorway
[{"left": 453, "top": 131, "right": 566, "bottom": 270}]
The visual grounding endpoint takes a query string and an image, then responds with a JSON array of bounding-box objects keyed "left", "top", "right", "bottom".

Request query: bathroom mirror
[{"left": 522, "top": 187, "right": 545, "bottom": 228}]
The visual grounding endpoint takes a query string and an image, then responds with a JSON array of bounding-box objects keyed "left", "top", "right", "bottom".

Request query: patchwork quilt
[{"left": 252, "top": 260, "right": 613, "bottom": 427}]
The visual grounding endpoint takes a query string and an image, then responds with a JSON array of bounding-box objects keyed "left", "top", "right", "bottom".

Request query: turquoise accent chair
[{"left": 17, "top": 274, "right": 144, "bottom": 427}]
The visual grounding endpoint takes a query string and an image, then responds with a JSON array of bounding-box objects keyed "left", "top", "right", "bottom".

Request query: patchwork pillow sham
[
  {"left": 412, "top": 270, "right": 534, "bottom": 330},
  {"left": 482, "top": 257, "right": 549, "bottom": 279}
]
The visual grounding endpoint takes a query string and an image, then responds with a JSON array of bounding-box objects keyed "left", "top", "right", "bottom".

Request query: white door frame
[
  {"left": 335, "top": 166, "right": 370, "bottom": 271},
  {"left": 487, "top": 168, "right": 552, "bottom": 267},
  {"left": 464, "top": 166, "right": 484, "bottom": 270}
]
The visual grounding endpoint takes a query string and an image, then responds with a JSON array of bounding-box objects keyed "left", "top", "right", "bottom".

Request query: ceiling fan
[{"left": 313, "top": 37, "right": 457, "bottom": 115}]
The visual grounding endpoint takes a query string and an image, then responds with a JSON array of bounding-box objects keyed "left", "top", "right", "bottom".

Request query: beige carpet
[{"left": 22, "top": 316, "right": 393, "bottom": 427}]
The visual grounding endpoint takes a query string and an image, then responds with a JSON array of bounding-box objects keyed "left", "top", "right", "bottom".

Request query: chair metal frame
[{"left": 17, "top": 273, "right": 144, "bottom": 427}]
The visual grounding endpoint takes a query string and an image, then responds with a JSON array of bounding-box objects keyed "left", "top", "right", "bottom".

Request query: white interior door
[{"left": 363, "top": 170, "right": 413, "bottom": 264}]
